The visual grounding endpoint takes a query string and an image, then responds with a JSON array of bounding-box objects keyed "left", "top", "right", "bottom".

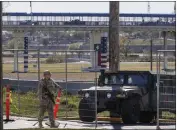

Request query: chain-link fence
[
  {"left": 119, "top": 43, "right": 161, "bottom": 71},
  {"left": 156, "top": 50, "right": 176, "bottom": 129},
  {"left": 3, "top": 49, "right": 39, "bottom": 118},
  {"left": 3, "top": 49, "right": 100, "bottom": 127},
  {"left": 38, "top": 50, "right": 98, "bottom": 121}
]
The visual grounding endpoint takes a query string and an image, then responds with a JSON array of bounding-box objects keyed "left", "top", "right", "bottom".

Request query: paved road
[{"left": 3, "top": 116, "right": 176, "bottom": 130}]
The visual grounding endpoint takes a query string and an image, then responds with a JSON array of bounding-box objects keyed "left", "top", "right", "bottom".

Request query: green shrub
[
  {"left": 45, "top": 55, "right": 64, "bottom": 64},
  {"left": 67, "top": 103, "right": 77, "bottom": 110},
  {"left": 62, "top": 90, "right": 72, "bottom": 96},
  {"left": 60, "top": 100, "right": 68, "bottom": 105}
]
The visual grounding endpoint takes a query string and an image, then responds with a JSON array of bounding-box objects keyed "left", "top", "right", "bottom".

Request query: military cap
[{"left": 43, "top": 70, "right": 52, "bottom": 75}]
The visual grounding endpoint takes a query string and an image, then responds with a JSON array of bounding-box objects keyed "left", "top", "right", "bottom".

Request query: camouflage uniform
[{"left": 37, "top": 71, "right": 61, "bottom": 128}]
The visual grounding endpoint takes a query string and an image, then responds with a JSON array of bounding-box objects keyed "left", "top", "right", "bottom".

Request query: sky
[{"left": 3, "top": 1, "right": 175, "bottom": 14}]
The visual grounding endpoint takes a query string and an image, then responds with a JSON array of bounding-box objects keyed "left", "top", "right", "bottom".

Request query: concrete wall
[{"left": 2, "top": 78, "right": 94, "bottom": 94}]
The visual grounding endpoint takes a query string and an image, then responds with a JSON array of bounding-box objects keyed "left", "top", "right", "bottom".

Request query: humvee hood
[
  {"left": 79, "top": 85, "right": 147, "bottom": 96},
  {"left": 81, "top": 86, "right": 114, "bottom": 91},
  {"left": 122, "top": 86, "right": 140, "bottom": 91},
  {"left": 81, "top": 85, "right": 141, "bottom": 91}
]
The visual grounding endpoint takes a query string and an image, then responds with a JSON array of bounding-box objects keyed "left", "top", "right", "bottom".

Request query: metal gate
[{"left": 156, "top": 50, "right": 176, "bottom": 129}]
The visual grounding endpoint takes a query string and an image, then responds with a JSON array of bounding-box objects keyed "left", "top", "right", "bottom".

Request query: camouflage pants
[{"left": 38, "top": 99, "right": 55, "bottom": 126}]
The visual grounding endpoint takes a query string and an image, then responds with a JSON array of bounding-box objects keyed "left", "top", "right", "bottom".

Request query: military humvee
[{"left": 78, "top": 70, "right": 175, "bottom": 124}]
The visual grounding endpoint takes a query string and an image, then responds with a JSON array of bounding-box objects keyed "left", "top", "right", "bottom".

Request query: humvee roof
[
  {"left": 104, "top": 70, "right": 151, "bottom": 75},
  {"left": 104, "top": 70, "right": 175, "bottom": 76}
]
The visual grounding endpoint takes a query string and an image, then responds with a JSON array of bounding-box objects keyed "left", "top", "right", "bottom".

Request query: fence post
[
  {"left": 94, "top": 51, "right": 98, "bottom": 129},
  {"left": 156, "top": 52, "right": 160, "bottom": 129},
  {"left": 37, "top": 49, "right": 40, "bottom": 82},
  {"left": 0, "top": 2, "right": 3, "bottom": 129},
  {"left": 65, "top": 50, "right": 68, "bottom": 118},
  {"left": 13, "top": 50, "right": 18, "bottom": 72},
  {"left": 17, "top": 49, "right": 20, "bottom": 115}
]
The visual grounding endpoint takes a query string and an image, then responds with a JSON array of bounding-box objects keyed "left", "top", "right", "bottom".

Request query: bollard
[
  {"left": 53, "top": 90, "right": 61, "bottom": 120},
  {"left": 4, "top": 85, "right": 15, "bottom": 122}
]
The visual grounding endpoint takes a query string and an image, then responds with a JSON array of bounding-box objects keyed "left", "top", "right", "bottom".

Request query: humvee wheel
[
  {"left": 139, "top": 112, "right": 154, "bottom": 123},
  {"left": 121, "top": 98, "right": 140, "bottom": 124},
  {"left": 78, "top": 99, "right": 96, "bottom": 122}
]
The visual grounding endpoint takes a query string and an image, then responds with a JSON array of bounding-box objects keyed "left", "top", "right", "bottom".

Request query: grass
[
  {"left": 162, "top": 111, "right": 176, "bottom": 119},
  {"left": 3, "top": 62, "right": 175, "bottom": 81},
  {"left": 3, "top": 62, "right": 91, "bottom": 73},
  {"left": 3, "top": 90, "right": 82, "bottom": 118},
  {"left": 3, "top": 62, "right": 175, "bottom": 73},
  {"left": 3, "top": 90, "right": 109, "bottom": 119}
]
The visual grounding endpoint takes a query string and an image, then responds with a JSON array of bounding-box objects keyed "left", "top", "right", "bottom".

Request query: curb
[
  {"left": 8, "top": 115, "right": 176, "bottom": 123},
  {"left": 60, "top": 117, "right": 122, "bottom": 122},
  {"left": 60, "top": 117, "right": 176, "bottom": 123}
]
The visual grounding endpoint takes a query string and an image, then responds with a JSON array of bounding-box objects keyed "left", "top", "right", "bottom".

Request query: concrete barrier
[{"left": 3, "top": 78, "right": 94, "bottom": 94}]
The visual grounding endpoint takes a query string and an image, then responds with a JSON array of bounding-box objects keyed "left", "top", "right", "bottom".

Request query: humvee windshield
[
  {"left": 104, "top": 74, "right": 124, "bottom": 85},
  {"left": 104, "top": 73, "right": 148, "bottom": 86}
]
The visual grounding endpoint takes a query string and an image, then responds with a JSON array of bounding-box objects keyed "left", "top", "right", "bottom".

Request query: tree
[
  {"left": 41, "top": 37, "right": 49, "bottom": 46},
  {"left": 72, "top": 32, "right": 84, "bottom": 39},
  {"left": 68, "top": 43, "right": 81, "bottom": 50},
  {"left": 7, "top": 38, "right": 24, "bottom": 49},
  {"left": 120, "top": 36, "right": 132, "bottom": 58},
  {"left": 7, "top": 38, "right": 24, "bottom": 53},
  {"left": 68, "top": 43, "right": 82, "bottom": 58}
]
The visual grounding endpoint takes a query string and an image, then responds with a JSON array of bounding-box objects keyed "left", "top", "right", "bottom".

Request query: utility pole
[
  {"left": 30, "top": 1, "right": 32, "bottom": 21},
  {"left": 109, "top": 1, "right": 120, "bottom": 72},
  {"left": 0, "top": 1, "right": 3, "bottom": 130},
  {"left": 147, "top": 1, "right": 150, "bottom": 14},
  {"left": 174, "top": 1, "right": 176, "bottom": 14}
]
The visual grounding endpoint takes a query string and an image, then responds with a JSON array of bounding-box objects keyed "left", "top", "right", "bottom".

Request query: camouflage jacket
[{"left": 37, "top": 78, "right": 61, "bottom": 102}]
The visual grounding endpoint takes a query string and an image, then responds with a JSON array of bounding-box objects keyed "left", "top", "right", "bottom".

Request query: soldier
[{"left": 37, "top": 70, "right": 62, "bottom": 128}]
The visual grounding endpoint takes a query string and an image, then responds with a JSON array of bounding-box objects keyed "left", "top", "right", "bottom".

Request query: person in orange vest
[{"left": 37, "top": 70, "right": 62, "bottom": 128}]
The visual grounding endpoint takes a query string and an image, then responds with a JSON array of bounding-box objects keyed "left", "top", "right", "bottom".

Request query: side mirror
[
  {"left": 160, "top": 81, "right": 164, "bottom": 86},
  {"left": 98, "top": 79, "right": 104, "bottom": 86},
  {"left": 154, "top": 81, "right": 164, "bottom": 90},
  {"left": 97, "top": 76, "right": 104, "bottom": 86}
]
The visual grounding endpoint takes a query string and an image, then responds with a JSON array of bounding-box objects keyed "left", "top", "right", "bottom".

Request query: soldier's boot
[
  {"left": 50, "top": 121, "right": 58, "bottom": 128},
  {"left": 38, "top": 122, "right": 44, "bottom": 128}
]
